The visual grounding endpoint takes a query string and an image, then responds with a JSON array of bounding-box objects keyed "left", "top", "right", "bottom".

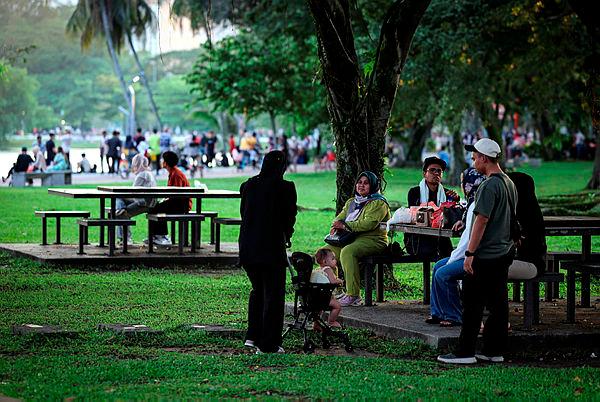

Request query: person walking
[
  {"left": 106, "top": 130, "right": 122, "bottom": 174},
  {"left": 438, "top": 138, "right": 517, "bottom": 364},
  {"left": 239, "top": 150, "right": 297, "bottom": 353}
]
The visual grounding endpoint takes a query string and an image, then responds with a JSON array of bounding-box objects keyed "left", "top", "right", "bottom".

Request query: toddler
[{"left": 311, "top": 248, "right": 344, "bottom": 328}]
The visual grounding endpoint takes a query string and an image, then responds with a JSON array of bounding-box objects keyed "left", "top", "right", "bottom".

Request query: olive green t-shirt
[{"left": 473, "top": 173, "right": 518, "bottom": 259}]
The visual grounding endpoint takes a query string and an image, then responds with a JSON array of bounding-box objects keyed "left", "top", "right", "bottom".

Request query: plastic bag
[{"left": 386, "top": 207, "right": 412, "bottom": 230}]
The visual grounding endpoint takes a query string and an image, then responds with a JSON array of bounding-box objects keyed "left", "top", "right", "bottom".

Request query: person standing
[
  {"left": 438, "top": 138, "right": 517, "bottom": 364},
  {"left": 106, "top": 130, "right": 122, "bottom": 174},
  {"left": 99, "top": 130, "right": 108, "bottom": 174},
  {"left": 239, "top": 150, "right": 297, "bottom": 353},
  {"left": 61, "top": 129, "right": 73, "bottom": 164},
  {"left": 45, "top": 132, "right": 57, "bottom": 165}
]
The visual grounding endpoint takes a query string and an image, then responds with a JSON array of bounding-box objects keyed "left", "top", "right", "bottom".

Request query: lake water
[{"left": 1, "top": 147, "right": 101, "bottom": 176}]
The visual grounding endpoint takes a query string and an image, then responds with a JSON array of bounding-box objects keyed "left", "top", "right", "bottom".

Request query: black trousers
[
  {"left": 148, "top": 198, "right": 189, "bottom": 236},
  {"left": 244, "top": 263, "right": 286, "bottom": 353},
  {"left": 456, "top": 252, "right": 513, "bottom": 357}
]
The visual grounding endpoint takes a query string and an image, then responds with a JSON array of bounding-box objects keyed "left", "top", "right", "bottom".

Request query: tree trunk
[
  {"left": 269, "top": 110, "right": 277, "bottom": 134},
  {"left": 536, "top": 110, "right": 555, "bottom": 161},
  {"left": 307, "top": 0, "right": 431, "bottom": 212},
  {"left": 568, "top": 0, "right": 600, "bottom": 188},
  {"left": 406, "top": 121, "right": 433, "bottom": 163},
  {"left": 448, "top": 129, "right": 466, "bottom": 187},
  {"left": 127, "top": 33, "right": 162, "bottom": 129},
  {"left": 99, "top": 0, "right": 130, "bottom": 110}
]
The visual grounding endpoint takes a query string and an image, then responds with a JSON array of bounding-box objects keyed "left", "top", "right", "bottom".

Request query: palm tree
[
  {"left": 67, "top": 0, "right": 162, "bottom": 129},
  {"left": 67, "top": 0, "right": 132, "bottom": 110}
]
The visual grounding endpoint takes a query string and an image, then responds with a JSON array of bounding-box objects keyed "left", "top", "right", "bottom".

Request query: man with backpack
[{"left": 438, "top": 138, "right": 518, "bottom": 365}]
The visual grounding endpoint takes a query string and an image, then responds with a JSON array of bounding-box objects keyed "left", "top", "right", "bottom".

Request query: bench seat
[
  {"left": 214, "top": 218, "right": 242, "bottom": 253},
  {"left": 561, "top": 261, "right": 600, "bottom": 323},
  {"left": 77, "top": 218, "right": 135, "bottom": 256},
  {"left": 146, "top": 213, "right": 205, "bottom": 254},
  {"left": 35, "top": 210, "right": 91, "bottom": 245},
  {"left": 13, "top": 171, "right": 72, "bottom": 187},
  {"left": 508, "top": 272, "right": 564, "bottom": 329}
]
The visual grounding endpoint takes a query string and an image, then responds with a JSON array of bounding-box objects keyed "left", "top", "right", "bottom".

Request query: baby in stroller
[{"left": 312, "top": 248, "right": 343, "bottom": 328}]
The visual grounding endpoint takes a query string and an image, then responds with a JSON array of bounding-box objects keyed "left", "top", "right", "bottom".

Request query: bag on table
[
  {"left": 387, "top": 207, "right": 412, "bottom": 230},
  {"left": 324, "top": 229, "right": 356, "bottom": 247}
]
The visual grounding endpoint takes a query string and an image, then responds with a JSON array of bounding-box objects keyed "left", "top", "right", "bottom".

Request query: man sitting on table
[
  {"left": 148, "top": 151, "right": 192, "bottom": 246},
  {"left": 404, "top": 156, "right": 458, "bottom": 259}
]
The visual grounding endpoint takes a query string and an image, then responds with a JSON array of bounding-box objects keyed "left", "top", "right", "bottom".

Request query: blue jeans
[
  {"left": 116, "top": 198, "right": 151, "bottom": 238},
  {"left": 430, "top": 257, "right": 465, "bottom": 323}
]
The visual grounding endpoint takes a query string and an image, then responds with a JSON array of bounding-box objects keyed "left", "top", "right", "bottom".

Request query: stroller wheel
[
  {"left": 344, "top": 343, "right": 354, "bottom": 353},
  {"left": 303, "top": 340, "right": 315, "bottom": 354},
  {"left": 321, "top": 338, "right": 331, "bottom": 349}
]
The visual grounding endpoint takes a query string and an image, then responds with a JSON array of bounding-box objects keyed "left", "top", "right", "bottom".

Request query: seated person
[
  {"left": 507, "top": 172, "right": 546, "bottom": 279},
  {"left": 148, "top": 151, "right": 192, "bottom": 246},
  {"left": 2, "top": 147, "right": 34, "bottom": 183},
  {"left": 32, "top": 146, "right": 46, "bottom": 172},
  {"left": 77, "top": 153, "right": 97, "bottom": 173},
  {"left": 311, "top": 248, "right": 344, "bottom": 328},
  {"left": 427, "top": 167, "right": 485, "bottom": 327},
  {"left": 404, "top": 156, "right": 458, "bottom": 258},
  {"left": 46, "top": 147, "right": 69, "bottom": 171},
  {"left": 326, "top": 171, "right": 390, "bottom": 307},
  {"left": 115, "top": 154, "right": 157, "bottom": 244}
]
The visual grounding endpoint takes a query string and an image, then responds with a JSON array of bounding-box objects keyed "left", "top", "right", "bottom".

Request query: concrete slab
[
  {"left": 187, "top": 324, "right": 243, "bottom": 337},
  {"left": 12, "top": 324, "right": 76, "bottom": 336},
  {"left": 0, "top": 243, "right": 239, "bottom": 267},
  {"left": 97, "top": 323, "right": 162, "bottom": 335},
  {"left": 286, "top": 297, "right": 600, "bottom": 351}
]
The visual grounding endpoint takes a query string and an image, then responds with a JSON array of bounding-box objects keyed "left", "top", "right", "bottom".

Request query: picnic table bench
[
  {"left": 561, "top": 261, "right": 600, "bottom": 323},
  {"left": 35, "top": 210, "right": 90, "bottom": 245}
]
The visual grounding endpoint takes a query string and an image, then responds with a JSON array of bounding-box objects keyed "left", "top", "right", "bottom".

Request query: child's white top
[{"left": 310, "top": 266, "right": 332, "bottom": 284}]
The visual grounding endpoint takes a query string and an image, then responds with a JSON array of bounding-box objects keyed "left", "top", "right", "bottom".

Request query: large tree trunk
[
  {"left": 127, "top": 33, "right": 163, "bottom": 130},
  {"left": 405, "top": 120, "right": 433, "bottom": 163},
  {"left": 100, "top": 0, "right": 130, "bottom": 110},
  {"left": 307, "top": 0, "right": 431, "bottom": 212},
  {"left": 568, "top": 0, "right": 600, "bottom": 188},
  {"left": 448, "top": 129, "right": 466, "bottom": 187},
  {"left": 536, "top": 110, "right": 556, "bottom": 161},
  {"left": 269, "top": 110, "right": 277, "bottom": 134}
]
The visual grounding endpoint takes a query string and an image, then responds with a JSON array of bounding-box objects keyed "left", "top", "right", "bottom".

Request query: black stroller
[{"left": 282, "top": 251, "right": 353, "bottom": 353}]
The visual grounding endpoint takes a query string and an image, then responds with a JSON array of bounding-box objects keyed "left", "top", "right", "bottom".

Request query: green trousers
[{"left": 326, "top": 235, "right": 387, "bottom": 297}]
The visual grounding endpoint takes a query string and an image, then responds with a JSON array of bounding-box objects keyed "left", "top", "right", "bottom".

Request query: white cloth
[
  {"left": 310, "top": 268, "right": 330, "bottom": 284},
  {"left": 447, "top": 202, "right": 475, "bottom": 265},
  {"left": 345, "top": 195, "right": 368, "bottom": 222},
  {"left": 419, "top": 179, "right": 446, "bottom": 205}
]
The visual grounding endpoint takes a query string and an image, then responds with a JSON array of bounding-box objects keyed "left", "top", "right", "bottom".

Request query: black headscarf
[
  {"left": 508, "top": 172, "right": 547, "bottom": 274},
  {"left": 259, "top": 150, "right": 287, "bottom": 179}
]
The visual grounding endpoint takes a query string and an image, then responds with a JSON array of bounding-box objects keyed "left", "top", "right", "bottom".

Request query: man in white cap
[{"left": 438, "top": 138, "right": 518, "bottom": 364}]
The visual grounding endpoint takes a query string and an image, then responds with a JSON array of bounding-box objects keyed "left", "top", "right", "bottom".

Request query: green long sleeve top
[{"left": 335, "top": 198, "right": 390, "bottom": 241}]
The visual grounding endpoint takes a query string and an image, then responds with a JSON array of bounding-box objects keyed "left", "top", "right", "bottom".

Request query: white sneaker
[
  {"left": 475, "top": 354, "right": 504, "bottom": 363},
  {"left": 255, "top": 346, "right": 285, "bottom": 354},
  {"left": 244, "top": 340, "right": 255, "bottom": 348},
  {"left": 153, "top": 235, "right": 170, "bottom": 246},
  {"left": 162, "top": 235, "right": 171, "bottom": 244}
]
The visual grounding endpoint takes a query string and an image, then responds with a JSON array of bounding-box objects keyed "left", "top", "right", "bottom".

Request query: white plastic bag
[{"left": 387, "top": 207, "right": 412, "bottom": 230}]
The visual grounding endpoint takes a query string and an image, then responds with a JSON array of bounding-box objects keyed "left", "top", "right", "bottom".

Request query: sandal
[
  {"left": 425, "top": 316, "right": 441, "bottom": 324},
  {"left": 439, "top": 320, "right": 460, "bottom": 328},
  {"left": 328, "top": 321, "right": 342, "bottom": 328}
]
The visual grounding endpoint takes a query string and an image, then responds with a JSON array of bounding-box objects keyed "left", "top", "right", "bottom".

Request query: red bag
[{"left": 431, "top": 201, "right": 457, "bottom": 228}]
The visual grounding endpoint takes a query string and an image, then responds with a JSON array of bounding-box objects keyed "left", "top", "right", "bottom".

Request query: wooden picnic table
[{"left": 48, "top": 188, "right": 241, "bottom": 247}]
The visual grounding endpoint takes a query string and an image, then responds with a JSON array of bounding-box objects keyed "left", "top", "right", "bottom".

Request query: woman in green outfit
[{"left": 328, "top": 171, "right": 390, "bottom": 307}]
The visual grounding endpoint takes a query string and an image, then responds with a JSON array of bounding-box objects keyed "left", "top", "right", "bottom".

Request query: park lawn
[{"left": 0, "top": 255, "right": 599, "bottom": 400}]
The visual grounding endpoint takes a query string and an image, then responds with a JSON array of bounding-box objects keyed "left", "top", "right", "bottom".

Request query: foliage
[
  {"left": 0, "top": 65, "right": 41, "bottom": 141},
  {"left": 186, "top": 30, "right": 327, "bottom": 132}
]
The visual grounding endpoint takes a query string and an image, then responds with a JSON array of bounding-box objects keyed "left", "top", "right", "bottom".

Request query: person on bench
[
  {"left": 427, "top": 167, "right": 485, "bottom": 327},
  {"left": 2, "top": 147, "right": 33, "bottom": 184},
  {"left": 404, "top": 156, "right": 458, "bottom": 259},
  {"left": 326, "top": 171, "right": 390, "bottom": 307},
  {"left": 46, "top": 147, "right": 69, "bottom": 171},
  {"left": 32, "top": 145, "right": 46, "bottom": 172},
  {"left": 147, "top": 151, "right": 191, "bottom": 246},
  {"left": 506, "top": 172, "right": 547, "bottom": 279},
  {"left": 115, "top": 154, "right": 157, "bottom": 244}
]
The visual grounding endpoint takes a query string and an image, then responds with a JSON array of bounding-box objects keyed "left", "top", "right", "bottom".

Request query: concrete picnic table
[{"left": 48, "top": 187, "right": 241, "bottom": 248}]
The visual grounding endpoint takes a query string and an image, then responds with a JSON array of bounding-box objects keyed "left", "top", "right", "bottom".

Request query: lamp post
[{"left": 128, "top": 75, "right": 140, "bottom": 137}]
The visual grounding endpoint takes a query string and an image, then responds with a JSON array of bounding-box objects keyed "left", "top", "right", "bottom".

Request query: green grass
[{"left": 0, "top": 161, "right": 599, "bottom": 399}]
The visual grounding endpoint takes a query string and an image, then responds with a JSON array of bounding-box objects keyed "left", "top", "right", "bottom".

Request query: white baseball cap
[{"left": 465, "top": 138, "right": 501, "bottom": 158}]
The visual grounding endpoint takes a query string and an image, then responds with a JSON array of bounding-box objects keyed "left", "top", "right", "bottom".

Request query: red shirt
[{"left": 168, "top": 167, "right": 192, "bottom": 210}]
